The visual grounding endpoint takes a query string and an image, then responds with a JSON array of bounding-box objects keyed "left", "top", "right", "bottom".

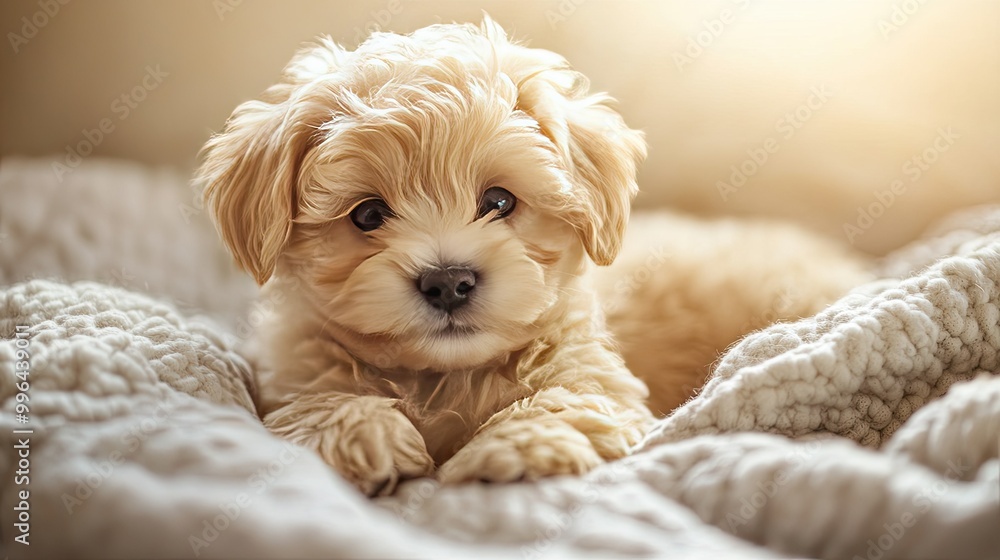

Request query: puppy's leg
[
  {"left": 438, "top": 347, "right": 653, "bottom": 484},
  {"left": 265, "top": 392, "right": 434, "bottom": 496}
]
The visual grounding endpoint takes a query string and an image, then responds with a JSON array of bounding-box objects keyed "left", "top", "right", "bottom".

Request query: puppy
[
  {"left": 198, "top": 18, "right": 872, "bottom": 495},
  {"left": 198, "top": 18, "right": 653, "bottom": 495}
]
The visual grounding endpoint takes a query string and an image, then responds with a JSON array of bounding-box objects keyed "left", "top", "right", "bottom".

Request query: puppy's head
[{"left": 198, "top": 18, "right": 645, "bottom": 371}]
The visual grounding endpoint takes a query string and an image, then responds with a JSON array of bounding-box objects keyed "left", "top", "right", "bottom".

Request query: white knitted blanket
[{"left": 1, "top": 157, "right": 998, "bottom": 559}]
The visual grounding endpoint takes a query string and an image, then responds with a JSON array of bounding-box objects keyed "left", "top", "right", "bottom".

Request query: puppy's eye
[
  {"left": 477, "top": 186, "right": 517, "bottom": 220},
  {"left": 350, "top": 199, "right": 393, "bottom": 231}
]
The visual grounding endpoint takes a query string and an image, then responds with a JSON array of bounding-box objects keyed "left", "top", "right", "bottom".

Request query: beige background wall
[{"left": 2, "top": 0, "right": 998, "bottom": 254}]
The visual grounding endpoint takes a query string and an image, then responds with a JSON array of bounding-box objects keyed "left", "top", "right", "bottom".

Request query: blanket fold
[{"left": 639, "top": 240, "right": 1000, "bottom": 451}]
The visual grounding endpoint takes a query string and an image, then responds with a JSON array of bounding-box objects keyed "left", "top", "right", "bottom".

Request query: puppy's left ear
[
  {"left": 501, "top": 37, "right": 646, "bottom": 266},
  {"left": 556, "top": 93, "right": 646, "bottom": 265}
]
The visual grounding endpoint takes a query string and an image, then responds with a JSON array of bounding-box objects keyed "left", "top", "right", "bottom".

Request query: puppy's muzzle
[{"left": 418, "top": 266, "right": 477, "bottom": 313}]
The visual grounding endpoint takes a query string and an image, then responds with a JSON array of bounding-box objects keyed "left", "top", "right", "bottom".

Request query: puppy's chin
[
  {"left": 323, "top": 321, "right": 532, "bottom": 371},
  {"left": 416, "top": 330, "right": 515, "bottom": 370}
]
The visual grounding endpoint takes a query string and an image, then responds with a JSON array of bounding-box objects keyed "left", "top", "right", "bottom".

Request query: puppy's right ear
[{"left": 197, "top": 38, "right": 347, "bottom": 285}]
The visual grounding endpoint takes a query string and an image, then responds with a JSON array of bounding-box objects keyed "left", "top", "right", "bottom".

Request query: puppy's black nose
[{"left": 419, "top": 267, "right": 476, "bottom": 312}]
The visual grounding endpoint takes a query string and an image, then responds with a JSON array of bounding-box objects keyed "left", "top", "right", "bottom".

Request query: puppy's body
[
  {"left": 198, "top": 19, "right": 871, "bottom": 495},
  {"left": 596, "top": 213, "right": 874, "bottom": 416},
  {"left": 258, "top": 274, "right": 650, "bottom": 490}
]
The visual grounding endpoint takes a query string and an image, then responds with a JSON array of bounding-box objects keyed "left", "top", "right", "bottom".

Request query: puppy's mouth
[{"left": 434, "top": 322, "right": 480, "bottom": 338}]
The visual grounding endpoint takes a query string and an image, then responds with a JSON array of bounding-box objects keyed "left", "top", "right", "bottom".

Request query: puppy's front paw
[
  {"left": 265, "top": 395, "right": 434, "bottom": 496},
  {"left": 438, "top": 416, "right": 603, "bottom": 484}
]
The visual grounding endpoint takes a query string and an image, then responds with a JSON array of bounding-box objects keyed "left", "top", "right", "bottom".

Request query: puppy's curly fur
[{"left": 198, "top": 18, "right": 872, "bottom": 495}]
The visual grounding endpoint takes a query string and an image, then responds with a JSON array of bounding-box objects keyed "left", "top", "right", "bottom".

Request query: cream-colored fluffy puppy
[
  {"left": 198, "top": 18, "right": 872, "bottom": 495},
  {"left": 199, "top": 18, "right": 652, "bottom": 495}
]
